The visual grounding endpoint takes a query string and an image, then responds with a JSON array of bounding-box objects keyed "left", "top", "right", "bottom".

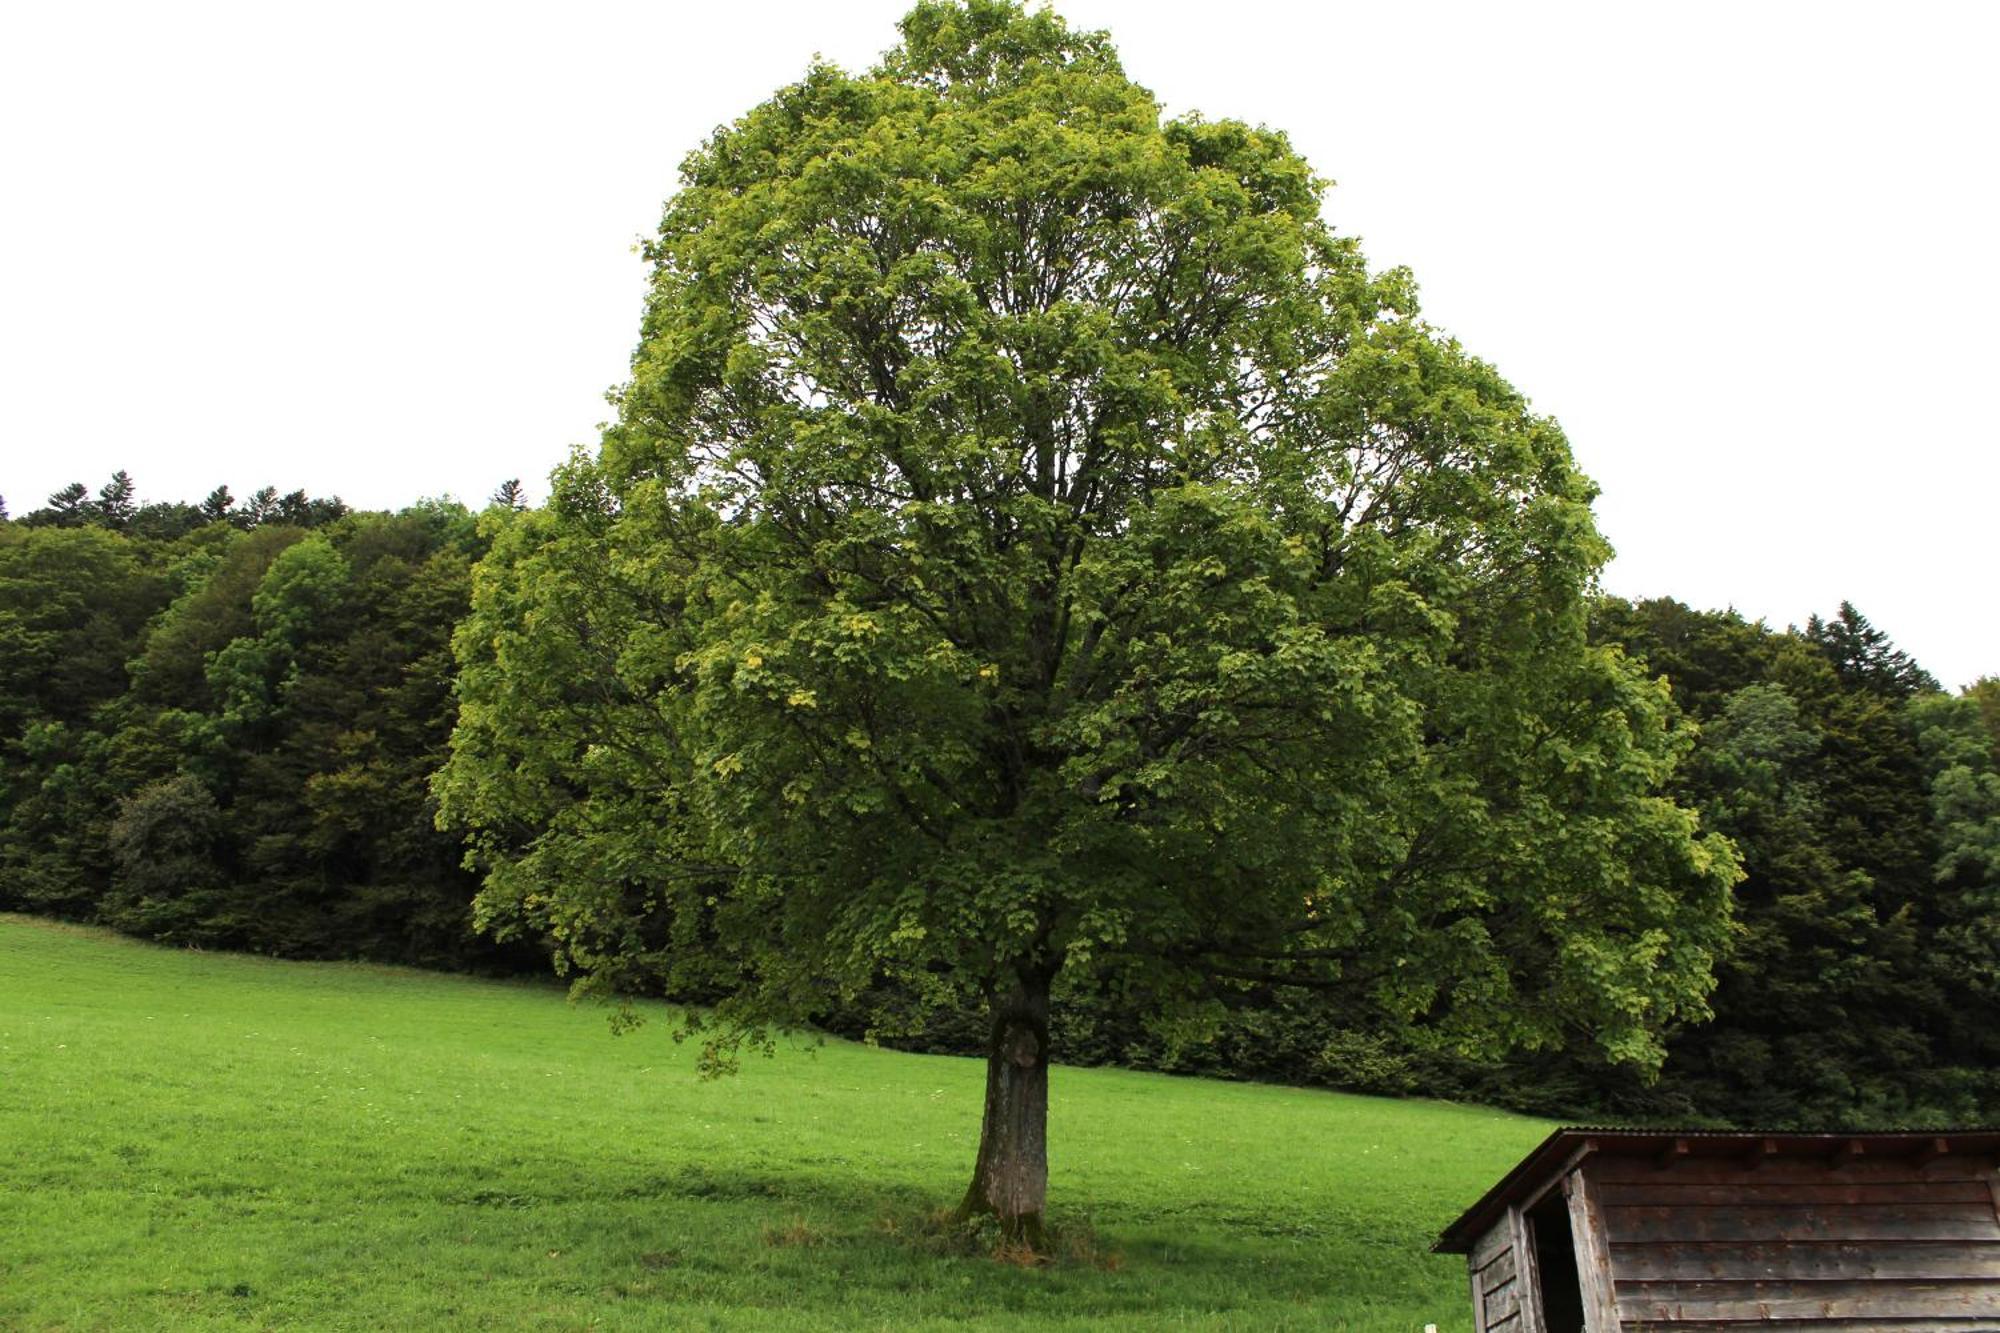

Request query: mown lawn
[{"left": 0, "top": 914, "right": 1550, "bottom": 1330}]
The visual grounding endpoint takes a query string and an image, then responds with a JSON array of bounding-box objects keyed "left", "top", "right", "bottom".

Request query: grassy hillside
[{"left": 0, "top": 915, "right": 1551, "bottom": 1330}]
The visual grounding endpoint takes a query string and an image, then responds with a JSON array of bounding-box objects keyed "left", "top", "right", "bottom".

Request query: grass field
[{"left": 0, "top": 914, "right": 1552, "bottom": 1330}]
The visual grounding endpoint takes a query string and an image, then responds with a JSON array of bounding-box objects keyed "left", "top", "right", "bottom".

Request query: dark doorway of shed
[{"left": 1527, "top": 1192, "right": 1584, "bottom": 1333}]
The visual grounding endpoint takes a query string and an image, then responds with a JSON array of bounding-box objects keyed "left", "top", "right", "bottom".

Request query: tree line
[
  {"left": 2, "top": 474, "right": 1995, "bottom": 1126},
  {"left": 0, "top": 475, "right": 534, "bottom": 970},
  {"left": 2, "top": 473, "right": 352, "bottom": 538}
]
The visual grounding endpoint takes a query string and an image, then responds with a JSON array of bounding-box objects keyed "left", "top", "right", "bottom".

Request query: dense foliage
[
  {"left": 0, "top": 474, "right": 529, "bottom": 970},
  {"left": 1574, "top": 600, "right": 2000, "bottom": 1124}
]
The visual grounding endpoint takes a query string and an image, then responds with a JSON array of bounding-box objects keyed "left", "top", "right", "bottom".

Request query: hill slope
[{"left": 0, "top": 915, "right": 1549, "bottom": 1330}]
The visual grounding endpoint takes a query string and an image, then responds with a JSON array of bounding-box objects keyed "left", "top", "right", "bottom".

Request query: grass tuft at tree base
[{"left": 0, "top": 915, "right": 1549, "bottom": 1329}]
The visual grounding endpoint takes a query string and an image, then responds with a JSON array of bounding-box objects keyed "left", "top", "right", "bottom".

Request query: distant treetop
[{"left": 1805, "top": 601, "right": 1940, "bottom": 697}]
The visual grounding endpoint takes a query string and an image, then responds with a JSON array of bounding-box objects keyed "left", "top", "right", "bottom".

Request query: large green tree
[{"left": 436, "top": 0, "right": 1736, "bottom": 1243}]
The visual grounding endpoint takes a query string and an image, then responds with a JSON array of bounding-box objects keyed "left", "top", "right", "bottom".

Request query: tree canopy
[{"left": 436, "top": 0, "right": 1738, "bottom": 1241}]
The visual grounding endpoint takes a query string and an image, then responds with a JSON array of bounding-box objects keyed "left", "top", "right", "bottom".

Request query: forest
[{"left": 2, "top": 472, "right": 1996, "bottom": 1129}]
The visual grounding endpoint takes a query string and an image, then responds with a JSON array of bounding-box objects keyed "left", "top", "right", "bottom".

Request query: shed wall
[
  {"left": 1468, "top": 1209, "right": 1547, "bottom": 1333},
  {"left": 1584, "top": 1153, "right": 2000, "bottom": 1331}
]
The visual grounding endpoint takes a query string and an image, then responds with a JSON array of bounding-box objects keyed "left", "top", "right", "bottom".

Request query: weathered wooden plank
[
  {"left": 1470, "top": 1217, "right": 1514, "bottom": 1333},
  {"left": 1479, "top": 1246, "right": 1519, "bottom": 1294},
  {"left": 1615, "top": 1277, "right": 2000, "bottom": 1323},
  {"left": 1609, "top": 1238, "right": 2000, "bottom": 1282},
  {"left": 1484, "top": 1277, "right": 1522, "bottom": 1327},
  {"left": 1595, "top": 1179, "right": 1994, "bottom": 1207},
  {"left": 1471, "top": 1218, "right": 1514, "bottom": 1268},
  {"left": 1616, "top": 1312, "right": 2000, "bottom": 1320},
  {"left": 1567, "top": 1169, "right": 1621, "bottom": 1333},
  {"left": 1521, "top": 1140, "right": 1600, "bottom": 1218},
  {"left": 1509, "top": 1206, "right": 1548, "bottom": 1333},
  {"left": 1603, "top": 1201, "right": 2000, "bottom": 1244},
  {"left": 1586, "top": 1155, "right": 1998, "bottom": 1186}
]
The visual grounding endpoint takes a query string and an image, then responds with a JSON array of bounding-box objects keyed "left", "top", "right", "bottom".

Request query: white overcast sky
[{"left": 2, "top": 1, "right": 1993, "bottom": 686}]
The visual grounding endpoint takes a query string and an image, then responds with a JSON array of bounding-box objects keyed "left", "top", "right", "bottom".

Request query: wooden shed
[{"left": 1434, "top": 1128, "right": 2000, "bottom": 1332}]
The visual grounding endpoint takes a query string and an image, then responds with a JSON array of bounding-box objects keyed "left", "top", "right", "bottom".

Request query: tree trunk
[{"left": 956, "top": 967, "right": 1052, "bottom": 1250}]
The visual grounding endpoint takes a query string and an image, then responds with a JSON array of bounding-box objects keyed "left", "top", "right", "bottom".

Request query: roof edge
[{"left": 1433, "top": 1126, "right": 2000, "bottom": 1255}]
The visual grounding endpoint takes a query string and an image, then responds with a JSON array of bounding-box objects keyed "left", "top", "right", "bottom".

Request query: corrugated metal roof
[{"left": 1433, "top": 1126, "right": 2000, "bottom": 1254}]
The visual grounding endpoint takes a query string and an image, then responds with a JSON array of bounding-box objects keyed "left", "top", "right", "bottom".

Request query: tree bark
[{"left": 956, "top": 967, "right": 1052, "bottom": 1250}]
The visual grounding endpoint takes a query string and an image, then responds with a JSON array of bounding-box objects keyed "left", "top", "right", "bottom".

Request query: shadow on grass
[{"left": 441, "top": 1161, "right": 1430, "bottom": 1319}]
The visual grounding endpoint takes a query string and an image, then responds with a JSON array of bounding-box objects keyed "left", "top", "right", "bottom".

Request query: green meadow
[{"left": 0, "top": 914, "right": 1550, "bottom": 1330}]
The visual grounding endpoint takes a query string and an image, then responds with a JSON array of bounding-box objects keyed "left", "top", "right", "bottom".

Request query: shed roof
[{"left": 1433, "top": 1126, "right": 2000, "bottom": 1254}]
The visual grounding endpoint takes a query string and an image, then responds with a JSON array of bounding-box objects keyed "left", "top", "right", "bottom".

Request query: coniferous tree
[
  {"left": 94, "top": 471, "right": 138, "bottom": 530},
  {"left": 32, "top": 483, "right": 92, "bottom": 528},
  {"left": 302, "top": 494, "right": 350, "bottom": 527},
  {"left": 275, "top": 489, "right": 314, "bottom": 526},
  {"left": 1806, "top": 601, "right": 1940, "bottom": 697},
  {"left": 242, "top": 486, "right": 280, "bottom": 527}
]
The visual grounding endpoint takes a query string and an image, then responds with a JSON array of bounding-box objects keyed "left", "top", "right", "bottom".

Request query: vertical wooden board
[
  {"left": 1510, "top": 1205, "right": 1547, "bottom": 1333},
  {"left": 1469, "top": 1217, "right": 1514, "bottom": 1333},
  {"left": 1567, "top": 1168, "right": 1621, "bottom": 1333}
]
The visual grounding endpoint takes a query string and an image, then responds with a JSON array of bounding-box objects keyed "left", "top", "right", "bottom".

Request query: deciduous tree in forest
[{"left": 436, "top": 0, "right": 1737, "bottom": 1245}]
